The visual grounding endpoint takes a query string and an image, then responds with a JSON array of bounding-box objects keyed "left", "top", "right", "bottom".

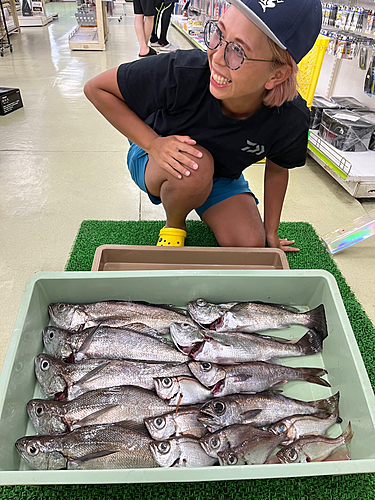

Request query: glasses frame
[{"left": 204, "top": 20, "right": 275, "bottom": 70}]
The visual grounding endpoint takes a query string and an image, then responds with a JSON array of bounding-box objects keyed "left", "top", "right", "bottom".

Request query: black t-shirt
[{"left": 117, "top": 49, "right": 310, "bottom": 179}]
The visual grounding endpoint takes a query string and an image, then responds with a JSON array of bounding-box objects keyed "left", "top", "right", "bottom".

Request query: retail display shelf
[
  {"left": 171, "top": 15, "right": 205, "bottom": 50},
  {"left": 18, "top": 13, "right": 53, "bottom": 26},
  {"left": 308, "top": 130, "right": 375, "bottom": 198}
]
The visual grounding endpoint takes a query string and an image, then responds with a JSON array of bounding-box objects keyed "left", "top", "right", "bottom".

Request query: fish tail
[
  {"left": 298, "top": 367, "right": 331, "bottom": 387},
  {"left": 342, "top": 422, "right": 354, "bottom": 444},
  {"left": 312, "top": 391, "right": 340, "bottom": 415},
  {"left": 305, "top": 304, "right": 328, "bottom": 339},
  {"left": 296, "top": 329, "right": 326, "bottom": 355}
]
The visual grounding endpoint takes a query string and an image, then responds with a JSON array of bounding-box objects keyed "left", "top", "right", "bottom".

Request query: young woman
[{"left": 84, "top": 0, "right": 322, "bottom": 250}]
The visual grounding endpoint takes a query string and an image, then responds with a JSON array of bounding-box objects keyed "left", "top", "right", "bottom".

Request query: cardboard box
[
  {"left": 1, "top": 270, "right": 375, "bottom": 484},
  {"left": 91, "top": 245, "right": 290, "bottom": 271},
  {"left": 0, "top": 87, "right": 23, "bottom": 116}
]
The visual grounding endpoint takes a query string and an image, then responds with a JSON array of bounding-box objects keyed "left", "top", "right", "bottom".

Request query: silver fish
[
  {"left": 188, "top": 360, "right": 330, "bottom": 396},
  {"left": 269, "top": 410, "right": 342, "bottom": 445},
  {"left": 210, "top": 302, "right": 327, "bottom": 337},
  {"left": 48, "top": 301, "right": 194, "bottom": 333},
  {"left": 27, "top": 386, "right": 175, "bottom": 435},
  {"left": 144, "top": 407, "right": 206, "bottom": 440},
  {"left": 200, "top": 423, "right": 265, "bottom": 458},
  {"left": 150, "top": 436, "right": 218, "bottom": 468},
  {"left": 34, "top": 353, "right": 105, "bottom": 398},
  {"left": 187, "top": 299, "right": 240, "bottom": 326},
  {"left": 154, "top": 376, "right": 212, "bottom": 406},
  {"left": 171, "top": 323, "right": 327, "bottom": 364},
  {"left": 43, "top": 324, "right": 187, "bottom": 364},
  {"left": 276, "top": 422, "right": 353, "bottom": 463},
  {"left": 15, "top": 423, "right": 158, "bottom": 470},
  {"left": 35, "top": 355, "right": 191, "bottom": 401},
  {"left": 217, "top": 427, "right": 287, "bottom": 465},
  {"left": 198, "top": 391, "right": 340, "bottom": 429}
]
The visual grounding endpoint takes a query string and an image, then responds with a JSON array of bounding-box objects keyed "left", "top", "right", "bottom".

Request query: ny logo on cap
[{"left": 258, "top": 0, "right": 284, "bottom": 13}]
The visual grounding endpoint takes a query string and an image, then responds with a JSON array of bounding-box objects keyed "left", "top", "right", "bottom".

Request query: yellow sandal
[{"left": 157, "top": 227, "right": 187, "bottom": 247}]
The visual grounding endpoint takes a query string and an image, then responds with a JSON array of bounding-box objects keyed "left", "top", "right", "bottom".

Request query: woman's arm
[
  {"left": 84, "top": 68, "right": 202, "bottom": 178},
  {"left": 263, "top": 158, "right": 299, "bottom": 252}
]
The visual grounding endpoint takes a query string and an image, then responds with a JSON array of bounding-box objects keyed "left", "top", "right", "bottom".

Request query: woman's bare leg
[
  {"left": 144, "top": 146, "right": 214, "bottom": 230},
  {"left": 201, "top": 193, "right": 266, "bottom": 247},
  {"left": 134, "top": 14, "right": 151, "bottom": 55}
]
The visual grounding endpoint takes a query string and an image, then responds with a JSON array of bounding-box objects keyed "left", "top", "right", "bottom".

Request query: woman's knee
[{"left": 216, "top": 229, "right": 266, "bottom": 248}]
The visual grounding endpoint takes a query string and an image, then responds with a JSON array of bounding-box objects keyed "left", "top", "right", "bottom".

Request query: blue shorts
[{"left": 127, "top": 140, "right": 258, "bottom": 218}]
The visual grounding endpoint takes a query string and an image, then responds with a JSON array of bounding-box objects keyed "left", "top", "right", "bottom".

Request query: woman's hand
[
  {"left": 147, "top": 136, "right": 203, "bottom": 179},
  {"left": 266, "top": 230, "right": 300, "bottom": 252}
]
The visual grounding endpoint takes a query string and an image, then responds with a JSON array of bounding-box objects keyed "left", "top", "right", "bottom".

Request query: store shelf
[
  {"left": 69, "top": 0, "right": 108, "bottom": 51},
  {"left": 308, "top": 130, "right": 375, "bottom": 198},
  {"left": 171, "top": 15, "right": 205, "bottom": 50},
  {"left": 1, "top": 0, "right": 20, "bottom": 34},
  {"left": 18, "top": 13, "right": 53, "bottom": 25}
]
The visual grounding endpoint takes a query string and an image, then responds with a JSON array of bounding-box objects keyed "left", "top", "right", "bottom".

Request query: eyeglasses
[{"left": 204, "top": 20, "right": 274, "bottom": 70}]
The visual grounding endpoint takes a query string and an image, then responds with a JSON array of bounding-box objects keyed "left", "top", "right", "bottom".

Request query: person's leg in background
[
  {"left": 133, "top": 0, "right": 157, "bottom": 56},
  {"left": 150, "top": 1, "right": 179, "bottom": 51},
  {"left": 150, "top": 0, "right": 164, "bottom": 46}
]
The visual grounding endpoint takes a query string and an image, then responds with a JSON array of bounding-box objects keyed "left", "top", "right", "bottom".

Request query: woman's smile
[{"left": 211, "top": 69, "right": 232, "bottom": 87}]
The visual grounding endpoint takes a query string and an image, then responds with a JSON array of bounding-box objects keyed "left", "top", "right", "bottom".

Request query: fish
[
  {"left": 217, "top": 426, "right": 287, "bottom": 465},
  {"left": 154, "top": 376, "right": 213, "bottom": 406},
  {"left": 144, "top": 407, "right": 207, "bottom": 440},
  {"left": 34, "top": 353, "right": 106, "bottom": 398},
  {"left": 198, "top": 391, "right": 340, "bottom": 430},
  {"left": 35, "top": 354, "right": 191, "bottom": 401},
  {"left": 200, "top": 423, "right": 266, "bottom": 458},
  {"left": 150, "top": 436, "right": 218, "bottom": 468},
  {"left": 43, "top": 324, "right": 187, "bottom": 364},
  {"left": 187, "top": 299, "right": 240, "bottom": 326},
  {"left": 48, "top": 300, "right": 195, "bottom": 334},
  {"left": 268, "top": 409, "right": 342, "bottom": 445},
  {"left": 15, "top": 423, "right": 158, "bottom": 470},
  {"left": 188, "top": 360, "right": 330, "bottom": 396},
  {"left": 170, "top": 323, "right": 327, "bottom": 364},
  {"left": 210, "top": 302, "right": 327, "bottom": 336},
  {"left": 27, "top": 386, "right": 175, "bottom": 435},
  {"left": 276, "top": 422, "right": 353, "bottom": 463}
]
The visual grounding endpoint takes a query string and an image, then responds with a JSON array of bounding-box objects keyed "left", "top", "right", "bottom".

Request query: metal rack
[{"left": 0, "top": 0, "right": 13, "bottom": 56}]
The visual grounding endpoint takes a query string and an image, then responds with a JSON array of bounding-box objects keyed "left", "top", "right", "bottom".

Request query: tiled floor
[{"left": 0, "top": 2, "right": 374, "bottom": 371}]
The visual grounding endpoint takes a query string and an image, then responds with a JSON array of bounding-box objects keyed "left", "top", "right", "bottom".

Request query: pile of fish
[{"left": 15, "top": 299, "right": 353, "bottom": 470}]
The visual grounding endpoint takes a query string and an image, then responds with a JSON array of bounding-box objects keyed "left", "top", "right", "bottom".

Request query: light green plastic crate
[{"left": 1, "top": 270, "right": 375, "bottom": 485}]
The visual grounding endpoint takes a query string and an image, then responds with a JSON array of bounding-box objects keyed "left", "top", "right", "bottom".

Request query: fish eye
[
  {"left": 154, "top": 417, "right": 166, "bottom": 429},
  {"left": 49, "top": 331, "right": 54, "bottom": 340},
  {"left": 26, "top": 442, "right": 40, "bottom": 456},
  {"left": 277, "top": 424, "right": 287, "bottom": 433},
  {"left": 213, "top": 401, "right": 226, "bottom": 415},
  {"left": 158, "top": 442, "right": 170, "bottom": 454},
  {"left": 287, "top": 449, "right": 298, "bottom": 461},
  {"left": 36, "top": 405, "right": 44, "bottom": 417},
  {"left": 162, "top": 378, "right": 172, "bottom": 388},
  {"left": 210, "top": 437, "right": 220, "bottom": 449},
  {"left": 41, "top": 360, "right": 50, "bottom": 371},
  {"left": 57, "top": 303, "right": 67, "bottom": 312},
  {"left": 202, "top": 362, "right": 211, "bottom": 371},
  {"left": 227, "top": 454, "right": 238, "bottom": 465},
  {"left": 181, "top": 323, "right": 191, "bottom": 329},
  {"left": 196, "top": 299, "right": 207, "bottom": 307}
]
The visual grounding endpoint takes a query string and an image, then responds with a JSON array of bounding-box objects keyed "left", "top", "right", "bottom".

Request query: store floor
[{"left": 1, "top": 2, "right": 374, "bottom": 371}]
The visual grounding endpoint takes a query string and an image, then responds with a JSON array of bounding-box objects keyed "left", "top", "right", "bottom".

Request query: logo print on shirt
[
  {"left": 258, "top": 0, "right": 284, "bottom": 13},
  {"left": 241, "top": 140, "right": 265, "bottom": 156}
]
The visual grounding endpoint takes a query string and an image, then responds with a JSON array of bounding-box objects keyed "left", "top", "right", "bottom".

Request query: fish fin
[
  {"left": 305, "top": 304, "right": 328, "bottom": 339},
  {"left": 75, "top": 324, "right": 102, "bottom": 357},
  {"left": 342, "top": 422, "right": 354, "bottom": 443},
  {"left": 75, "top": 405, "right": 118, "bottom": 427},
  {"left": 295, "top": 329, "right": 326, "bottom": 356},
  {"left": 133, "top": 301, "right": 189, "bottom": 316},
  {"left": 312, "top": 392, "right": 340, "bottom": 415},
  {"left": 240, "top": 409, "right": 263, "bottom": 422},
  {"left": 297, "top": 367, "right": 330, "bottom": 388},
  {"left": 251, "top": 301, "right": 300, "bottom": 314},
  {"left": 73, "top": 362, "right": 112, "bottom": 386},
  {"left": 68, "top": 449, "right": 119, "bottom": 467},
  {"left": 115, "top": 420, "right": 149, "bottom": 434},
  {"left": 126, "top": 323, "right": 174, "bottom": 345}
]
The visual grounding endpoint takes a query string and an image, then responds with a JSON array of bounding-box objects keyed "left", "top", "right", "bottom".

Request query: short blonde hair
[{"left": 263, "top": 39, "right": 299, "bottom": 108}]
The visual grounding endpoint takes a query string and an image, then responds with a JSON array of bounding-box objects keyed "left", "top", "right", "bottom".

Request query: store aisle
[{"left": 0, "top": 2, "right": 374, "bottom": 371}]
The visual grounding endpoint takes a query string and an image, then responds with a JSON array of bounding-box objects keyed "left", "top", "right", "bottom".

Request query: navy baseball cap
[{"left": 227, "top": 0, "right": 322, "bottom": 63}]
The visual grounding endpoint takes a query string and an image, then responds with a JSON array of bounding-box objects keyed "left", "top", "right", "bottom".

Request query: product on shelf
[
  {"left": 310, "top": 95, "right": 341, "bottom": 130},
  {"left": 330, "top": 96, "right": 368, "bottom": 111},
  {"left": 319, "top": 109, "right": 375, "bottom": 152},
  {"left": 355, "top": 110, "right": 375, "bottom": 151}
]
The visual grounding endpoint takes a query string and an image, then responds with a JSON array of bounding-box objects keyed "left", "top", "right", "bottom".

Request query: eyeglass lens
[{"left": 204, "top": 22, "right": 245, "bottom": 70}]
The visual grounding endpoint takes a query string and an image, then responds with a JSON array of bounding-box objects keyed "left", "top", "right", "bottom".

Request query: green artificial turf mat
[{"left": 3, "top": 220, "right": 375, "bottom": 499}]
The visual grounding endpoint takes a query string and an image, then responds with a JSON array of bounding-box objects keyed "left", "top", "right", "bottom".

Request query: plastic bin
[
  {"left": 1, "top": 270, "right": 375, "bottom": 485},
  {"left": 298, "top": 35, "right": 330, "bottom": 108},
  {"left": 91, "top": 245, "right": 290, "bottom": 271}
]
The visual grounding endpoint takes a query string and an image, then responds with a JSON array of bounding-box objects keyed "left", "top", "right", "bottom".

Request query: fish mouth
[
  {"left": 189, "top": 341, "right": 205, "bottom": 360},
  {"left": 211, "top": 380, "right": 225, "bottom": 396},
  {"left": 209, "top": 317, "right": 222, "bottom": 330}
]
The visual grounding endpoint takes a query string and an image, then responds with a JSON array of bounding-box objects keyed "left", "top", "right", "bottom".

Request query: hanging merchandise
[
  {"left": 365, "top": 9, "right": 375, "bottom": 36},
  {"left": 359, "top": 43, "right": 370, "bottom": 70},
  {"left": 364, "top": 51, "right": 375, "bottom": 97}
]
